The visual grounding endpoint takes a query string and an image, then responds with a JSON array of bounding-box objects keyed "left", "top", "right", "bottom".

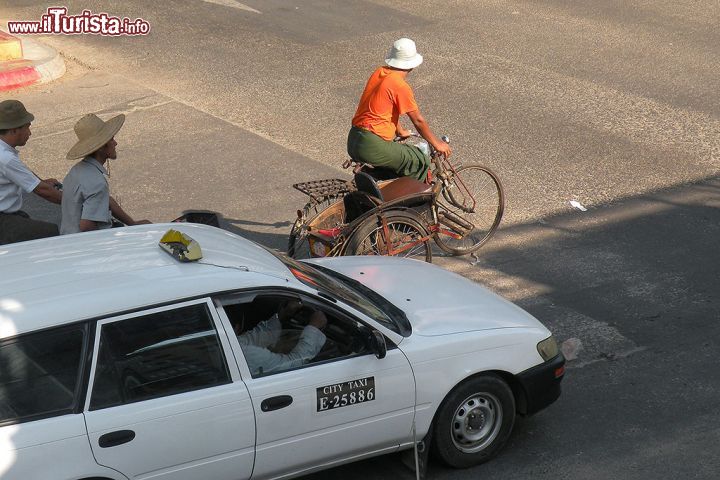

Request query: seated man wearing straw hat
[
  {"left": 347, "top": 38, "right": 452, "bottom": 181},
  {"left": 60, "top": 113, "right": 150, "bottom": 234},
  {"left": 0, "top": 99, "right": 63, "bottom": 245}
]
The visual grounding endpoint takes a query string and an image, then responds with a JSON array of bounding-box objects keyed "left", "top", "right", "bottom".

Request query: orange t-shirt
[{"left": 351, "top": 67, "right": 419, "bottom": 141}]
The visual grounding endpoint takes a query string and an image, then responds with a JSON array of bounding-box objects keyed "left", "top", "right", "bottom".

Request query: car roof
[{"left": 0, "top": 223, "right": 294, "bottom": 338}]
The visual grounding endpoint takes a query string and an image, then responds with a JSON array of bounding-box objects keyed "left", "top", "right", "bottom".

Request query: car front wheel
[{"left": 432, "top": 374, "right": 516, "bottom": 468}]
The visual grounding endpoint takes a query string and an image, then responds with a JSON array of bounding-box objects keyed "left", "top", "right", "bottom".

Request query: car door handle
[
  {"left": 261, "top": 395, "right": 293, "bottom": 412},
  {"left": 98, "top": 429, "right": 136, "bottom": 448}
]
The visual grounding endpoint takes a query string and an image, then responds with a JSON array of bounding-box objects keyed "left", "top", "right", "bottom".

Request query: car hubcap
[{"left": 450, "top": 392, "right": 502, "bottom": 453}]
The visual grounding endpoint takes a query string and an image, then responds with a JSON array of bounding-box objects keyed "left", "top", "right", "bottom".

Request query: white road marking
[
  {"left": 32, "top": 97, "right": 175, "bottom": 141},
  {"left": 202, "top": 0, "right": 262, "bottom": 14}
]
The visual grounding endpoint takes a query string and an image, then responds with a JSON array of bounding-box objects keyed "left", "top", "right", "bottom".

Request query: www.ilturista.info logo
[{"left": 7, "top": 7, "right": 151, "bottom": 36}]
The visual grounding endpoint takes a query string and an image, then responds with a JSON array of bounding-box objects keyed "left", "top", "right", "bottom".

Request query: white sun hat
[{"left": 385, "top": 38, "right": 423, "bottom": 70}]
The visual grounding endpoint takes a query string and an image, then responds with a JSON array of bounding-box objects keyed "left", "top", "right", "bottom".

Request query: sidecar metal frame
[{"left": 291, "top": 177, "right": 435, "bottom": 260}]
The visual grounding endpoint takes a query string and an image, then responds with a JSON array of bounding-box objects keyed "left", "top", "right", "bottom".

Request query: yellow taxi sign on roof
[{"left": 159, "top": 229, "right": 203, "bottom": 262}]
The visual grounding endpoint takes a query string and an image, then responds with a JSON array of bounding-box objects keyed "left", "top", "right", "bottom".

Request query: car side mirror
[{"left": 370, "top": 330, "right": 387, "bottom": 359}]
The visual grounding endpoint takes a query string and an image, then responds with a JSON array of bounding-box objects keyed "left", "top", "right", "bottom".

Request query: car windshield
[{"left": 267, "top": 251, "right": 410, "bottom": 336}]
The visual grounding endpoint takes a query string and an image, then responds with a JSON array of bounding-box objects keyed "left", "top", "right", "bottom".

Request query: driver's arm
[
  {"left": 282, "top": 320, "right": 326, "bottom": 366},
  {"left": 241, "top": 322, "right": 326, "bottom": 376},
  {"left": 109, "top": 196, "right": 151, "bottom": 225},
  {"left": 265, "top": 312, "right": 327, "bottom": 372},
  {"left": 406, "top": 109, "right": 452, "bottom": 159},
  {"left": 237, "top": 314, "right": 283, "bottom": 348}
]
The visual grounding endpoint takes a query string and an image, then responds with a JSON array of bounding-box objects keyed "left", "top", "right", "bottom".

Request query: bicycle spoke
[
  {"left": 356, "top": 220, "right": 429, "bottom": 260},
  {"left": 434, "top": 165, "right": 504, "bottom": 255}
]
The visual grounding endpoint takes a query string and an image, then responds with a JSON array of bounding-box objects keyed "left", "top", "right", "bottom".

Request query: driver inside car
[
  {"left": 235, "top": 300, "right": 327, "bottom": 377},
  {"left": 347, "top": 37, "right": 452, "bottom": 181}
]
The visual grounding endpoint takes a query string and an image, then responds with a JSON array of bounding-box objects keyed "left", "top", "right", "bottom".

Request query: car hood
[{"left": 307, "top": 257, "right": 547, "bottom": 336}]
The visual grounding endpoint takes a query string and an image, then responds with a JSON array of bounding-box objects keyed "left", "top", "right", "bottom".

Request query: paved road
[
  {"left": 4, "top": 1, "right": 720, "bottom": 478},
  {"left": 5, "top": 0, "right": 719, "bottom": 225}
]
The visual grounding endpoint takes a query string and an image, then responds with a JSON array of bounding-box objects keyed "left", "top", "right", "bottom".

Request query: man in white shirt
[
  {"left": 236, "top": 300, "right": 327, "bottom": 377},
  {"left": 0, "top": 100, "right": 62, "bottom": 245}
]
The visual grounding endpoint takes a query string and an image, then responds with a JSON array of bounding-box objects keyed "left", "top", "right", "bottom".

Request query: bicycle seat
[
  {"left": 379, "top": 177, "right": 431, "bottom": 202},
  {"left": 354, "top": 172, "right": 431, "bottom": 203}
]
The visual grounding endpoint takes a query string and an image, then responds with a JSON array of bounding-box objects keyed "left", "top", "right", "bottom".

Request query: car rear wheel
[{"left": 432, "top": 374, "right": 515, "bottom": 468}]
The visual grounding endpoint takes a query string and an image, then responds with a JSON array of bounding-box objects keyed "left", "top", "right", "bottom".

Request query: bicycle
[{"left": 288, "top": 135, "right": 504, "bottom": 263}]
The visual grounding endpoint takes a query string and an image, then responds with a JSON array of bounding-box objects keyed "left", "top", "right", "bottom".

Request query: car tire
[{"left": 432, "top": 374, "right": 516, "bottom": 468}]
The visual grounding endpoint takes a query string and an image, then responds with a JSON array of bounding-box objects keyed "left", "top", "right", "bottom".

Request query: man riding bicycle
[{"left": 347, "top": 38, "right": 452, "bottom": 181}]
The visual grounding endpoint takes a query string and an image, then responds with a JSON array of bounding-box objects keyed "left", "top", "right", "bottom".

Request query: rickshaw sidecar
[{"left": 290, "top": 175, "right": 435, "bottom": 262}]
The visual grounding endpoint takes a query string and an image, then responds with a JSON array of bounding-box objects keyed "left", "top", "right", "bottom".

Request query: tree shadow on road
[{"left": 439, "top": 175, "right": 720, "bottom": 362}]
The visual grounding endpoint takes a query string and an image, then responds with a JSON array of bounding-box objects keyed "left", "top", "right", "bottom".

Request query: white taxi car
[{"left": 0, "top": 224, "right": 564, "bottom": 480}]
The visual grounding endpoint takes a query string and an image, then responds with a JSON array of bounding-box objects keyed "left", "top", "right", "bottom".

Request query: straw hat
[
  {"left": 66, "top": 113, "right": 125, "bottom": 160},
  {"left": 385, "top": 38, "right": 423, "bottom": 70},
  {"left": 0, "top": 100, "right": 35, "bottom": 130}
]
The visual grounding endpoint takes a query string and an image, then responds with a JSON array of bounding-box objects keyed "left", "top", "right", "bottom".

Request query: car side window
[
  {"left": 89, "top": 302, "right": 231, "bottom": 410},
  {"left": 222, "top": 295, "right": 374, "bottom": 378},
  {"left": 0, "top": 326, "right": 85, "bottom": 425}
]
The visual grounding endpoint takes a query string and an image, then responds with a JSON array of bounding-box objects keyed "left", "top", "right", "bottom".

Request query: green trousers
[{"left": 347, "top": 126, "right": 430, "bottom": 181}]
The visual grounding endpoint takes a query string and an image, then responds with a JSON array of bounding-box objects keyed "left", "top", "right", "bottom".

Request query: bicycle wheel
[
  {"left": 345, "top": 210, "right": 432, "bottom": 263},
  {"left": 433, "top": 165, "right": 504, "bottom": 255},
  {"left": 287, "top": 196, "right": 343, "bottom": 259}
]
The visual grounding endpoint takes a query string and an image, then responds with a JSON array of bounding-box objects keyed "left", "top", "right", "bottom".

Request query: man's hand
[
  {"left": 406, "top": 109, "right": 452, "bottom": 159},
  {"left": 43, "top": 178, "right": 62, "bottom": 188},
  {"left": 109, "top": 197, "right": 151, "bottom": 226},
  {"left": 308, "top": 311, "right": 327, "bottom": 331},
  {"left": 433, "top": 141, "right": 452, "bottom": 160},
  {"left": 278, "top": 300, "right": 303, "bottom": 323},
  {"left": 33, "top": 180, "right": 62, "bottom": 204}
]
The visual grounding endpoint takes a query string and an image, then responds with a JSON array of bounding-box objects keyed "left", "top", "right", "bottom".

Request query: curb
[{"left": 0, "top": 31, "right": 65, "bottom": 91}]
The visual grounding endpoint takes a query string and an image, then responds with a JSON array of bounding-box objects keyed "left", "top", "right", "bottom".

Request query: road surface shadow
[{"left": 299, "top": 174, "right": 720, "bottom": 479}]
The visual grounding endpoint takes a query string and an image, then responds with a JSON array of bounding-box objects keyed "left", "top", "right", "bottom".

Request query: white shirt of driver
[
  {"left": 237, "top": 313, "right": 326, "bottom": 377},
  {"left": 0, "top": 138, "right": 40, "bottom": 213}
]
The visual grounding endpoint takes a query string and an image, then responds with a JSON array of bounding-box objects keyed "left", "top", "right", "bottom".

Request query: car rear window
[{"left": 0, "top": 326, "right": 85, "bottom": 425}]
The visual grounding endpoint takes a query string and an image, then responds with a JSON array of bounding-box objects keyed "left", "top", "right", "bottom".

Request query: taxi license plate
[{"left": 316, "top": 376, "right": 375, "bottom": 412}]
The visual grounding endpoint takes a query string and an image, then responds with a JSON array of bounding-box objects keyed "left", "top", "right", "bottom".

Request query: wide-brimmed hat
[
  {"left": 66, "top": 113, "right": 125, "bottom": 160},
  {"left": 0, "top": 100, "right": 35, "bottom": 130},
  {"left": 385, "top": 38, "right": 423, "bottom": 70}
]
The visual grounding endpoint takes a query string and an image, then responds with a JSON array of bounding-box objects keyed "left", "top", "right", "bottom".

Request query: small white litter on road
[
  {"left": 569, "top": 200, "right": 588, "bottom": 211},
  {"left": 202, "top": 0, "right": 262, "bottom": 14}
]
